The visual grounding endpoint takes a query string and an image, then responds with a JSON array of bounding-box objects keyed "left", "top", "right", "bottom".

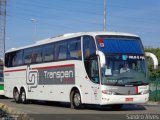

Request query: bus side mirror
[
  {"left": 96, "top": 51, "right": 106, "bottom": 67},
  {"left": 145, "top": 52, "right": 158, "bottom": 70}
]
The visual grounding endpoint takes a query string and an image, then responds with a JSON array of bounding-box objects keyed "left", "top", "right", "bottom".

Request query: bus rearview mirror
[
  {"left": 96, "top": 51, "right": 106, "bottom": 67},
  {"left": 145, "top": 52, "right": 158, "bottom": 70}
]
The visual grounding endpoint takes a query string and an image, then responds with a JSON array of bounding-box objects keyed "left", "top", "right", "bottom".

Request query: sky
[{"left": 6, "top": 0, "right": 160, "bottom": 50}]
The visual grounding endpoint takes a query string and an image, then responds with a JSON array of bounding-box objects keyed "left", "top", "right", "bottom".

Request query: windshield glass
[
  {"left": 96, "top": 35, "right": 147, "bottom": 86},
  {"left": 101, "top": 54, "right": 148, "bottom": 86},
  {"left": 96, "top": 36, "right": 144, "bottom": 54}
]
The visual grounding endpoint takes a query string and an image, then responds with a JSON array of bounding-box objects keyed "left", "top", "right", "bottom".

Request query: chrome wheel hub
[
  {"left": 74, "top": 93, "right": 80, "bottom": 106},
  {"left": 21, "top": 92, "right": 25, "bottom": 101}
]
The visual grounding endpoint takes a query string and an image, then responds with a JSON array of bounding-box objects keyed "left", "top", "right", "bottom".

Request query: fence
[{"left": 149, "top": 78, "right": 160, "bottom": 101}]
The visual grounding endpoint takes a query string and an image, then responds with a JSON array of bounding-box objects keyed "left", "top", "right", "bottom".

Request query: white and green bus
[
  {"left": 4, "top": 32, "right": 157, "bottom": 109},
  {"left": 0, "top": 59, "right": 4, "bottom": 95}
]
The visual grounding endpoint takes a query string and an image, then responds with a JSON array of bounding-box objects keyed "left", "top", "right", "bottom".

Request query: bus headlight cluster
[
  {"left": 140, "top": 90, "right": 149, "bottom": 95},
  {"left": 102, "top": 90, "right": 116, "bottom": 95}
]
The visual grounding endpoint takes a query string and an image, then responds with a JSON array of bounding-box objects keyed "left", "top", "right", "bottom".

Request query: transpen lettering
[{"left": 44, "top": 70, "right": 74, "bottom": 82}]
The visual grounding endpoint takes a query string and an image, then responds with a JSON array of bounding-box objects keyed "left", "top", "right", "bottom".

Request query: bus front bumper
[{"left": 100, "top": 94, "right": 149, "bottom": 105}]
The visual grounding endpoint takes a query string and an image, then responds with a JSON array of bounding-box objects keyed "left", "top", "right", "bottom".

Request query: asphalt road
[{"left": 0, "top": 97, "right": 160, "bottom": 120}]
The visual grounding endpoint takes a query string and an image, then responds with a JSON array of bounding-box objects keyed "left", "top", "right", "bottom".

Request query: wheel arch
[{"left": 70, "top": 86, "right": 83, "bottom": 103}]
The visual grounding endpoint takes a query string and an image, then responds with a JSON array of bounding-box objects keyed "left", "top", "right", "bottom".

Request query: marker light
[
  {"left": 102, "top": 90, "right": 116, "bottom": 95},
  {"left": 98, "top": 38, "right": 104, "bottom": 47}
]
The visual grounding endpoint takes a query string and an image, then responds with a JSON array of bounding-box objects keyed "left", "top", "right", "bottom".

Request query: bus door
[{"left": 89, "top": 56, "right": 101, "bottom": 103}]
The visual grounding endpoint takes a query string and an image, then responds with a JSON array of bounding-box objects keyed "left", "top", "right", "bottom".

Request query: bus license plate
[{"left": 126, "top": 98, "right": 133, "bottom": 102}]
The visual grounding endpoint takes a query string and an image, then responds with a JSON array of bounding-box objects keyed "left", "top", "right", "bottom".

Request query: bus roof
[{"left": 6, "top": 31, "right": 139, "bottom": 53}]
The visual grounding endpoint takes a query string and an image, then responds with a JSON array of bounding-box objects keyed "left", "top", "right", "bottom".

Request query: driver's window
[{"left": 90, "top": 58, "right": 99, "bottom": 84}]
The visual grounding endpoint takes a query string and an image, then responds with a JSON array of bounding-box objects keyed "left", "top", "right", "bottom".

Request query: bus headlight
[
  {"left": 102, "top": 90, "right": 116, "bottom": 95},
  {"left": 140, "top": 90, "right": 149, "bottom": 95}
]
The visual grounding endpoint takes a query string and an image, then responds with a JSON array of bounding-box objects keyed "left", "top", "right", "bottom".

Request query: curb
[
  {"left": 0, "top": 103, "right": 32, "bottom": 120},
  {"left": 146, "top": 101, "right": 160, "bottom": 105}
]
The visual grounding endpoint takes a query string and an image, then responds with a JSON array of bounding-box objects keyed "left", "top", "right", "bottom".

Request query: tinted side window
[
  {"left": 42, "top": 44, "right": 54, "bottom": 62},
  {"left": 5, "top": 53, "right": 10, "bottom": 67},
  {"left": 5, "top": 52, "right": 16, "bottom": 67},
  {"left": 5, "top": 50, "right": 23, "bottom": 67},
  {"left": 55, "top": 41, "right": 68, "bottom": 61},
  {"left": 23, "top": 49, "right": 32, "bottom": 64},
  {"left": 83, "top": 36, "right": 96, "bottom": 60},
  {"left": 15, "top": 50, "right": 23, "bottom": 66},
  {"left": 32, "top": 47, "right": 42, "bottom": 63},
  {"left": 11, "top": 52, "right": 17, "bottom": 67},
  {"left": 68, "top": 37, "right": 82, "bottom": 60}
]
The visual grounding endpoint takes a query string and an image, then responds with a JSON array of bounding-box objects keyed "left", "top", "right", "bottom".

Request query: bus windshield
[
  {"left": 96, "top": 36, "right": 148, "bottom": 86},
  {"left": 101, "top": 54, "right": 148, "bottom": 86}
]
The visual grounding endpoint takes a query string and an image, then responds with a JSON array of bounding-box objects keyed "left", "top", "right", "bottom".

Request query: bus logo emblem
[{"left": 26, "top": 66, "right": 39, "bottom": 92}]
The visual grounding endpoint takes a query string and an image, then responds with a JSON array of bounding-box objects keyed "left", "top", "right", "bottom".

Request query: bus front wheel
[{"left": 70, "top": 90, "right": 82, "bottom": 109}]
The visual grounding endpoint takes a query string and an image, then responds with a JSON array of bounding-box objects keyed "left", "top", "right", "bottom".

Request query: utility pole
[
  {"left": 104, "top": 0, "right": 106, "bottom": 31},
  {"left": 4, "top": 0, "right": 6, "bottom": 55},
  {"left": 0, "top": 0, "right": 6, "bottom": 59}
]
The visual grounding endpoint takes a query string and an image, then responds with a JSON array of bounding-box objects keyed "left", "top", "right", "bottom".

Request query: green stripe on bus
[{"left": 0, "top": 84, "right": 4, "bottom": 90}]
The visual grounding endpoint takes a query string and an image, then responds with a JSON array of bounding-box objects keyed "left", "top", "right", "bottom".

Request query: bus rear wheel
[
  {"left": 71, "top": 90, "right": 82, "bottom": 109},
  {"left": 20, "top": 89, "right": 27, "bottom": 104},
  {"left": 13, "top": 88, "right": 20, "bottom": 103}
]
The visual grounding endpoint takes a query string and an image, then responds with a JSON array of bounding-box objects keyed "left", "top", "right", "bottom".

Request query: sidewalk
[{"left": 146, "top": 101, "right": 160, "bottom": 105}]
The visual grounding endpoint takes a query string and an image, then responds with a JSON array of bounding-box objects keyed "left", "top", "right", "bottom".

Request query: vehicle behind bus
[{"left": 0, "top": 60, "right": 4, "bottom": 95}]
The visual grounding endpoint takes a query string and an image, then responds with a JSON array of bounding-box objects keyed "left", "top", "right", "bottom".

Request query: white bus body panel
[{"left": 4, "top": 60, "right": 95, "bottom": 104}]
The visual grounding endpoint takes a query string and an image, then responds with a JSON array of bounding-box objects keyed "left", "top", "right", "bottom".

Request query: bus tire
[
  {"left": 70, "top": 90, "right": 82, "bottom": 109},
  {"left": 13, "top": 88, "right": 20, "bottom": 103},
  {"left": 110, "top": 104, "right": 123, "bottom": 110},
  {"left": 20, "top": 89, "right": 27, "bottom": 104}
]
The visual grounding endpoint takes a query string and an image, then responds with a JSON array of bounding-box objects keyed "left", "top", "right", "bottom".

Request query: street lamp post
[
  {"left": 30, "top": 19, "right": 37, "bottom": 41},
  {"left": 104, "top": 0, "right": 106, "bottom": 31}
]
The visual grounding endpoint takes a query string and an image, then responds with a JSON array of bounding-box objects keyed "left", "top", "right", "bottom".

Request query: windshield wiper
[
  {"left": 126, "top": 81, "right": 148, "bottom": 86},
  {"left": 114, "top": 77, "right": 134, "bottom": 85},
  {"left": 117, "top": 77, "right": 134, "bottom": 80}
]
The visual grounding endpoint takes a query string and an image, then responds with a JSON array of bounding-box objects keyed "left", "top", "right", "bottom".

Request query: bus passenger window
[
  {"left": 16, "top": 50, "right": 23, "bottom": 65},
  {"left": 55, "top": 41, "right": 68, "bottom": 61},
  {"left": 5, "top": 54, "right": 9, "bottom": 67},
  {"left": 12, "top": 54, "right": 17, "bottom": 67},
  {"left": 5, "top": 53, "right": 15, "bottom": 67},
  {"left": 23, "top": 49, "right": 32, "bottom": 64},
  {"left": 43, "top": 44, "right": 54, "bottom": 62},
  {"left": 13, "top": 50, "right": 23, "bottom": 66},
  {"left": 32, "top": 47, "right": 42, "bottom": 63},
  {"left": 68, "top": 37, "right": 81, "bottom": 60},
  {"left": 83, "top": 36, "right": 96, "bottom": 60}
]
